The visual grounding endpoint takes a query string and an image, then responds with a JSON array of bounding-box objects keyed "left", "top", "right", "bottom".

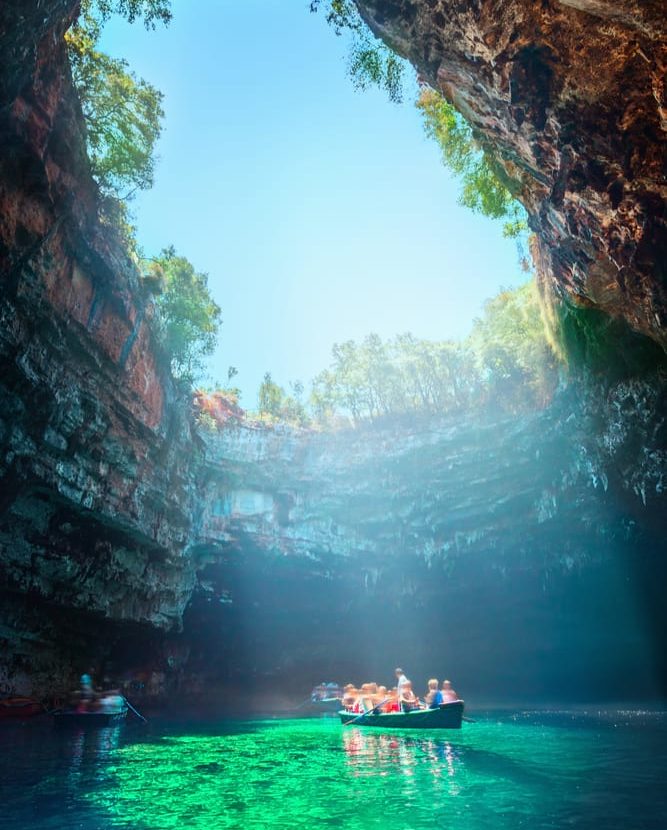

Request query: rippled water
[{"left": 1, "top": 709, "right": 666, "bottom": 829}]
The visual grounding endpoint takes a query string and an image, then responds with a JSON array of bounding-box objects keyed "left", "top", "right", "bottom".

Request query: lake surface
[{"left": 1, "top": 709, "right": 666, "bottom": 829}]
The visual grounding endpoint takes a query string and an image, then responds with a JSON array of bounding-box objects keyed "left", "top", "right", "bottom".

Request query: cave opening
[{"left": 1, "top": 0, "right": 666, "bottom": 734}]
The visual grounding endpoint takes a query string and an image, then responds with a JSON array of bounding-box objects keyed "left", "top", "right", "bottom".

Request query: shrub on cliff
[{"left": 151, "top": 248, "right": 222, "bottom": 384}]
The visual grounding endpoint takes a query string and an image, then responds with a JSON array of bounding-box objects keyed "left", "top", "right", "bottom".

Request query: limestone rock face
[
  {"left": 0, "top": 0, "right": 200, "bottom": 692},
  {"left": 186, "top": 379, "right": 666, "bottom": 700},
  {"left": 354, "top": 0, "right": 667, "bottom": 348}
]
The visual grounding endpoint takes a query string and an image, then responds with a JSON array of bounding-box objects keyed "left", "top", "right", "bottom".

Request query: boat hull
[
  {"left": 53, "top": 710, "right": 128, "bottom": 727},
  {"left": 339, "top": 701, "right": 464, "bottom": 729},
  {"left": 0, "top": 698, "right": 44, "bottom": 719}
]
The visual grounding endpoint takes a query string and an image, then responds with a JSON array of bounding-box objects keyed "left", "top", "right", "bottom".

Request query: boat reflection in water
[
  {"left": 342, "top": 728, "right": 464, "bottom": 795},
  {"left": 63, "top": 725, "right": 123, "bottom": 795}
]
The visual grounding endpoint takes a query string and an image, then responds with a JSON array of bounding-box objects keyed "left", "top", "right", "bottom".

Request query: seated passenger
[
  {"left": 399, "top": 680, "right": 420, "bottom": 712},
  {"left": 374, "top": 685, "right": 388, "bottom": 708},
  {"left": 98, "top": 691, "right": 124, "bottom": 714},
  {"left": 424, "top": 678, "right": 444, "bottom": 708},
  {"left": 441, "top": 679, "right": 459, "bottom": 702},
  {"left": 383, "top": 688, "right": 400, "bottom": 712},
  {"left": 353, "top": 684, "right": 374, "bottom": 713},
  {"left": 342, "top": 684, "right": 357, "bottom": 710}
]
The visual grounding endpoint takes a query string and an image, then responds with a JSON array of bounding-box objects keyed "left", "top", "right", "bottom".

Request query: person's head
[
  {"left": 378, "top": 686, "right": 387, "bottom": 695},
  {"left": 442, "top": 680, "right": 452, "bottom": 689},
  {"left": 405, "top": 681, "right": 412, "bottom": 690},
  {"left": 428, "top": 678, "right": 438, "bottom": 690},
  {"left": 395, "top": 667, "right": 403, "bottom": 678},
  {"left": 80, "top": 674, "right": 92, "bottom": 687}
]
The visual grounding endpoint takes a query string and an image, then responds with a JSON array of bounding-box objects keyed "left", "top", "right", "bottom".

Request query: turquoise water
[{"left": 1, "top": 710, "right": 666, "bottom": 829}]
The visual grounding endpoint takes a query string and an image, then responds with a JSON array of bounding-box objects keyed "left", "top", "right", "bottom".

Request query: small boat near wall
[
  {"left": 0, "top": 697, "right": 44, "bottom": 720},
  {"left": 340, "top": 700, "right": 464, "bottom": 729}
]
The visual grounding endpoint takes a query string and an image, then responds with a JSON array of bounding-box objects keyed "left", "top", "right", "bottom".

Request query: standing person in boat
[
  {"left": 77, "top": 673, "right": 96, "bottom": 712},
  {"left": 441, "top": 679, "right": 459, "bottom": 702},
  {"left": 425, "top": 678, "right": 444, "bottom": 708},
  {"left": 395, "top": 667, "right": 409, "bottom": 701}
]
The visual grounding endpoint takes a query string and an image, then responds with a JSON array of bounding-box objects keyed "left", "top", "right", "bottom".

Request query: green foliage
[
  {"left": 311, "top": 333, "right": 480, "bottom": 424},
  {"left": 87, "top": 0, "right": 171, "bottom": 28},
  {"left": 310, "top": 0, "right": 405, "bottom": 102},
  {"left": 309, "top": 282, "right": 559, "bottom": 425},
  {"left": 256, "top": 374, "right": 308, "bottom": 426},
  {"left": 470, "top": 282, "right": 559, "bottom": 408},
  {"left": 540, "top": 293, "right": 667, "bottom": 380},
  {"left": 151, "top": 247, "right": 222, "bottom": 383},
  {"left": 257, "top": 372, "right": 285, "bottom": 418},
  {"left": 255, "top": 375, "right": 304, "bottom": 425},
  {"left": 417, "top": 88, "right": 527, "bottom": 238},
  {"left": 67, "top": 16, "right": 164, "bottom": 198}
]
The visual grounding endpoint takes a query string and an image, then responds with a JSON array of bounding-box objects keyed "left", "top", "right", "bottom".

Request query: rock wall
[
  {"left": 354, "top": 0, "right": 667, "bottom": 349},
  {"left": 0, "top": 0, "right": 200, "bottom": 693},
  {"left": 182, "top": 379, "right": 666, "bottom": 702}
]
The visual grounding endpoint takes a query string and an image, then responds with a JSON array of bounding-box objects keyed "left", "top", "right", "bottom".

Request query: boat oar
[
  {"left": 343, "top": 698, "right": 390, "bottom": 726},
  {"left": 462, "top": 715, "right": 476, "bottom": 723},
  {"left": 123, "top": 697, "right": 147, "bottom": 723}
]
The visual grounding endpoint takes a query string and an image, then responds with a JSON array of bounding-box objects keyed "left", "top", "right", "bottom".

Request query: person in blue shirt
[{"left": 425, "top": 678, "right": 443, "bottom": 708}]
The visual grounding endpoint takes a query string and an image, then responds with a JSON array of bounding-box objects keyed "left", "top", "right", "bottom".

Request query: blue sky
[{"left": 101, "top": 0, "right": 526, "bottom": 405}]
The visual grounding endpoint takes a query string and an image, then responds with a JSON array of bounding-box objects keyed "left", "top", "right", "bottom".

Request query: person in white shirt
[{"left": 395, "top": 667, "right": 409, "bottom": 700}]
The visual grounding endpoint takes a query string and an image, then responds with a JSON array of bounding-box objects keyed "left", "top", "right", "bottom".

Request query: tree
[
  {"left": 67, "top": 24, "right": 164, "bottom": 198},
  {"left": 470, "top": 282, "right": 559, "bottom": 408},
  {"left": 310, "top": 0, "right": 405, "bottom": 102},
  {"left": 258, "top": 372, "right": 286, "bottom": 418},
  {"left": 151, "top": 247, "right": 222, "bottom": 383},
  {"left": 86, "top": 0, "right": 171, "bottom": 28},
  {"left": 66, "top": 0, "right": 169, "bottom": 198},
  {"left": 416, "top": 88, "right": 527, "bottom": 237}
]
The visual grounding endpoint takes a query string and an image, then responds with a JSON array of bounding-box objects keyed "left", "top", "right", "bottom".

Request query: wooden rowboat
[
  {"left": 0, "top": 697, "right": 44, "bottom": 719},
  {"left": 53, "top": 708, "right": 128, "bottom": 727},
  {"left": 339, "top": 700, "right": 464, "bottom": 729}
]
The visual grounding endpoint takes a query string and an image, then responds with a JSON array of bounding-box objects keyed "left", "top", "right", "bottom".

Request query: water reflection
[
  {"left": 342, "top": 728, "right": 463, "bottom": 795},
  {"left": 63, "top": 725, "right": 122, "bottom": 791}
]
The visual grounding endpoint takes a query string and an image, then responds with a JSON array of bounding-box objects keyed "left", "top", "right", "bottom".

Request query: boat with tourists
[
  {"left": 296, "top": 682, "right": 344, "bottom": 714},
  {"left": 339, "top": 700, "right": 465, "bottom": 729}
]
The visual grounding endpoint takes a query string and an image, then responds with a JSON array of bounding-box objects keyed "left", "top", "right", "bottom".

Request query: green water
[{"left": 2, "top": 710, "right": 666, "bottom": 829}]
